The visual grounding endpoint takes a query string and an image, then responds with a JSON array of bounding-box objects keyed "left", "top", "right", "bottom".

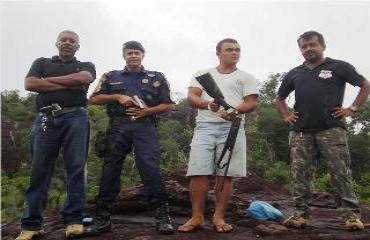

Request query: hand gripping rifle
[{"left": 195, "top": 72, "right": 242, "bottom": 191}]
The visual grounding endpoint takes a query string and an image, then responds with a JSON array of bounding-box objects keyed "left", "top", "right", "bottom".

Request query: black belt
[
  {"left": 39, "top": 106, "right": 84, "bottom": 117},
  {"left": 111, "top": 115, "right": 155, "bottom": 124}
]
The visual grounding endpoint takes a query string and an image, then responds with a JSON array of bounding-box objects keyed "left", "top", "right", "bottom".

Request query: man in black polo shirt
[
  {"left": 16, "top": 30, "right": 96, "bottom": 240},
  {"left": 277, "top": 30, "right": 370, "bottom": 231}
]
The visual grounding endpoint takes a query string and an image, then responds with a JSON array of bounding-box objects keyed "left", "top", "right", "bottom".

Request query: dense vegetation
[{"left": 2, "top": 74, "right": 369, "bottom": 222}]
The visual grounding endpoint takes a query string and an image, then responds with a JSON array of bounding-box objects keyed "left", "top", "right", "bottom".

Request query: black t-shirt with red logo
[{"left": 278, "top": 57, "right": 365, "bottom": 132}]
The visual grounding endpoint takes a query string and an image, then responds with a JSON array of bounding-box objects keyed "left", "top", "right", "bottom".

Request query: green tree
[
  {"left": 246, "top": 73, "right": 290, "bottom": 185},
  {"left": 158, "top": 120, "right": 193, "bottom": 172},
  {"left": 347, "top": 100, "right": 370, "bottom": 134},
  {"left": 348, "top": 133, "right": 370, "bottom": 180},
  {"left": 1, "top": 90, "right": 36, "bottom": 121},
  {"left": 259, "top": 73, "right": 283, "bottom": 107}
]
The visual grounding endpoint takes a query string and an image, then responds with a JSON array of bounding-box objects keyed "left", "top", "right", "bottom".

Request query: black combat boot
[
  {"left": 84, "top": 202, "right": 112, "bottom": 236},
  {"left": 155, "top": 201, "right": 174, "bottom": 235}
]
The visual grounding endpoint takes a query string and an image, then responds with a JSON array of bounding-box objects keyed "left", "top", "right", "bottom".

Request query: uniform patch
[
  {"left": 318, "top": 70, "right": 332, "bottom": 79},
  {"left": 93, "top": 81, "right": 102, "bottom": 93},
  {"left": 93, "top": 75, "right": 107, "bottom": 93},
  {"left": 142, "top": 78, "right": 149, "bottom": 84},
  {"left": 99, "top": 75, "right": 108, "bottom": 82},
  {"left": 153, "top": 80, "right": 161, "bottom": 88}
]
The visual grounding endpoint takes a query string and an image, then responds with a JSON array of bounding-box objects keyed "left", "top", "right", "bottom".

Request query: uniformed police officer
[{"left": 85, "top": 41, "right": 175, "bottom": 235}]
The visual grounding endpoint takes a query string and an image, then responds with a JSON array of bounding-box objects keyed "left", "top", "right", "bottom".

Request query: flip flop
[
  {"left": 213, "top": 223, "right": 233, "bottom": 233},
  {"left": 177, "top": 224, "right": 205, "bottom": 233}
]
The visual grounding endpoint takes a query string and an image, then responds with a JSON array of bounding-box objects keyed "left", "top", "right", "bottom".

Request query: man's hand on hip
[
  {"left": 284, "top": 112, "right": 299, "bottom": 125},
  {"left": 332, "top": 107, "right": 355, "bottom": 118}
]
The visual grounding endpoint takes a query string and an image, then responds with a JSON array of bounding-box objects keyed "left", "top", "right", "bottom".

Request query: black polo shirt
[
  {"left": 26, "top": 56, "right": 96, "bottom": 110},
  {"left": 278, "top": 57, "right": 365, "bottom": 132}
]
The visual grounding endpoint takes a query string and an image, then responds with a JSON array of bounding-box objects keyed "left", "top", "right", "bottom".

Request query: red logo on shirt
[{"left": 318, "top": 70, "right": 332, "bottom": 79}]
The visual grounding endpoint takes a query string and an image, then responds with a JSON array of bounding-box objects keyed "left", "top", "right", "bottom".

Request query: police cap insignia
[
  {"left": 153, "top": 80, "right": 161, "bottom": 88},
  {"left": 142, "top": 79, "right": 149, "bottom": 84}
]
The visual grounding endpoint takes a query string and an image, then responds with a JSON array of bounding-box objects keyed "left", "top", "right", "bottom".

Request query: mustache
[{"left": 304, "top": 50, "right": 316, "bottom": 55}]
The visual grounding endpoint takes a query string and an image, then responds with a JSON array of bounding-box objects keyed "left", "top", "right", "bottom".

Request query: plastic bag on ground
[{"left": 246, "top": 200, "right": 283, "bottom": 221}]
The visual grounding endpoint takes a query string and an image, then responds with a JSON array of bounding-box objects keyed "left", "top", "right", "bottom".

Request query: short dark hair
[
  {"left": 297, "top": 31, "right": 325, "bottom": 48},
  {"left": 216, "top": 38, "right": 238, "bottom": 54},
  {"left": 57, "top": 30, "right": 79, "bottom": 42},
  {"left": 122, "top": 41, "right": 145, "bottom": 53}
]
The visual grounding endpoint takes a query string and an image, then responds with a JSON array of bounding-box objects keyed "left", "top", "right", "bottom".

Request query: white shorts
[{"left": 186, "top": 122, "right": 247, "bottom": 177}]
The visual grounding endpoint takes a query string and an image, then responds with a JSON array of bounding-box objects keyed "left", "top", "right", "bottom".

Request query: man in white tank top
[{"left": 178, "top": 38, "right": 259, "bottom": 233}]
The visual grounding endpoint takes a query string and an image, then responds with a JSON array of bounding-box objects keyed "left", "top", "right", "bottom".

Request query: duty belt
[
  {"left": 111, "top": 115, "right": 155, "bottom": 124},
  {"left": 39, "top": 104, "right": 84, "bottom": 117}
]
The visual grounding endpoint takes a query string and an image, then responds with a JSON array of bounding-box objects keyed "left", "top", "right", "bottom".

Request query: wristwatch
[{"left": 348, "top": 105, "right": 358, "bottom": 112}]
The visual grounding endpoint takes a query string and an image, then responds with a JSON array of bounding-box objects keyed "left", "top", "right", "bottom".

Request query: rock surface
[{"left": 2, "top": 171, "right": 370, "bottom": 240}]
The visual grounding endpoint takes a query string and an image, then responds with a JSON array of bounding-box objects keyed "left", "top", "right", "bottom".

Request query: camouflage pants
[{"left": 289, "top": 127, "right": 360, "bottom": 220}]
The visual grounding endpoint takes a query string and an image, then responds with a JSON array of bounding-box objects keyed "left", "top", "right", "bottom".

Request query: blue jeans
[{"left": 21, "top": 108, "right": 90, "bottom": 230}]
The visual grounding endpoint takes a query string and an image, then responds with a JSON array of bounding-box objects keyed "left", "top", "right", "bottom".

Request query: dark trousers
[
  {"left": 96, "top": 119, "right": 168, "bottom": 205},
  {"left": 21, "top": 109, "right": 90, "bottom": 230}
]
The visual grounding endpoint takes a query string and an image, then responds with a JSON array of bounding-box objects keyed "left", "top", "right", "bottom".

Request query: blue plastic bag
[{"left": 246, "top": 200, "right": 283, "bottom": 221}]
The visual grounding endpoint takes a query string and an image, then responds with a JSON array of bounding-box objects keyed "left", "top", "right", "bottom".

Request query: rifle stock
[{"left": 195, "top": 73, "right": 233, "bottom": 111}]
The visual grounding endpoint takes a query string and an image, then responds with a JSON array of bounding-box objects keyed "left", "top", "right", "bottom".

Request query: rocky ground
[{"left": 2, "top": 171, "right": 370, "bottom": 240}]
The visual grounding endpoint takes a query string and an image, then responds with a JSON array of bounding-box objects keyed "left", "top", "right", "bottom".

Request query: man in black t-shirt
[
  {"left": 16, "top": 30, "right": 96, "bottom": 240},
  {"left": 277, "top": 31, "right": 370, "bottom": 231}
]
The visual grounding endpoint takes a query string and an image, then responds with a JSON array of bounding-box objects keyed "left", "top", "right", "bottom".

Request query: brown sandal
[
  {"left": 213, "top": 223, "right": 233, "bottom": 233},
  {"left": 178, "top": 224, "right": 205, "bottom": 233}
]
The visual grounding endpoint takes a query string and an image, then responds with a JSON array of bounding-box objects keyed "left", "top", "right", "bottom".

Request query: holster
[{"left": 95, "top": 130, "right": 109, "bottom": 158}]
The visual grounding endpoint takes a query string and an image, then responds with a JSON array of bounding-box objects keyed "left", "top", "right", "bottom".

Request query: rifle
[{"left": 195, "top": 72, "right": 242, "bottom": 191}]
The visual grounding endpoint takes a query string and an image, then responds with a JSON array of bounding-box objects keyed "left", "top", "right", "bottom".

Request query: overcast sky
[{"left": 1, "top": 0, "right": 369, "bottom": 106}]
